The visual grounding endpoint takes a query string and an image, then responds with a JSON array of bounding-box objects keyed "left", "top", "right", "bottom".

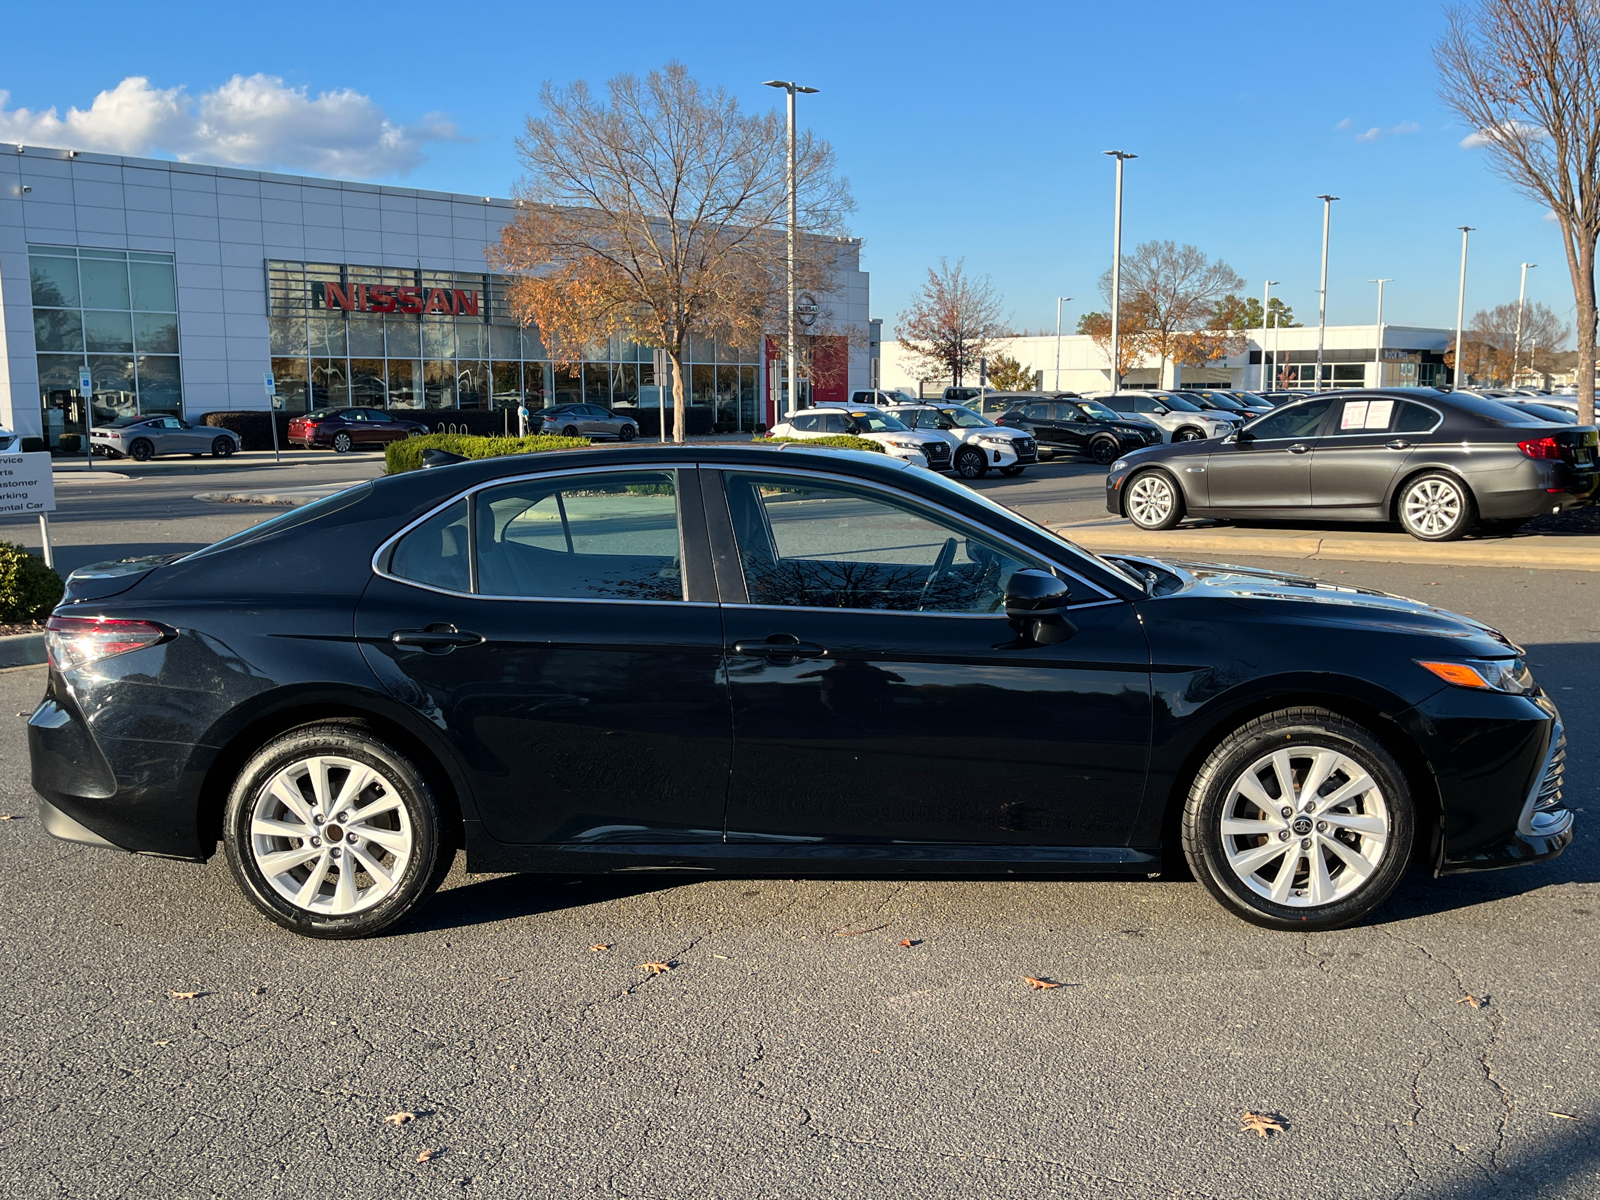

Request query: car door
[
  {"left": 707, "top": 467, "right": 1151, "bottom": 848},
  {"left": 1309, "top": 395, "right": 1422, "bottom": 513},
  {"left": 1019, "top": 401, "right": 1060, "bottom": 449},
  {"left": 1204, "top": 397, "right": 1334, "bottom": 511},
  {"left": 363, "top": 409, "right": 401, "bottom": 443},
  {"left": 355, "top": 464, "right": 732, "bottom": 846}
]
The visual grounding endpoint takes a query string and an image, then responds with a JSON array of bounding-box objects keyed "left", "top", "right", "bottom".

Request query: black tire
[
  {"left": 561, "top": 424, "right": 581, "bottom": 438},
  {"left": 619, "top": 423, "right": 637, "bottom": 441},
  {"left": 211, "top": 436, "right": 234, "bottom": 457},
  {"left": 1090, "top": 436, "right": 1119, "bottom": 465},
  {"left": 1124, "top": 469, "right": 1185, "bottom": 531},
  {"left": 1396, "top": 471, "right": 1474, "bottom": 541},
  {"left": 223, "top": 723, "right": 452, "bottom": 939},
  {"left": 1479, "top": 517, "right": 1527, "bottom": 537},
  {"left": 954, "top": 446, "right": 988, "bottom": 479},
  {"left": 999, "top": 464, "right": 1026, "bottom": 476},
  {"left": 332, "top": 431, "right": 354, "bottom": 454},
  {"left": 1181, "top": 707, "right": 1414, "bottom": 930},
  {"left": 1173, "top": 426, "right": 1206, "bottom": 442},
  {"left": 129, "top": 438, "right": 154, "bottom": 462}
]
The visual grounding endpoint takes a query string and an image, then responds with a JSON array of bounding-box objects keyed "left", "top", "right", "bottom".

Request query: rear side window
[
  {"left": 389, "top": 500, "right": 471, "bottom": 592},
  {"left": 790, "top": 413, "right": 819, "bottom": 432},
  {"left": 1395, "top": 402, "right": 1441, "bottom": 433},
  {"left": 1024, "top": 402, "right": 1050, "bottom": 420}
]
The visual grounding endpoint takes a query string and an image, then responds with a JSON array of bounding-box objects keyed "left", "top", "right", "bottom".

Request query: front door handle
[
  {"left": 1287, "top": 442, "right": 1311, "bottom": 454},
  {"left": 1385, "top": 439, "right": 1412, "bottom": 450},
  {"left": 732, "top": 635, "right": 826, "bottom": 661},
  {"left": 391, "top": 624, "right": 484, "bottom": 654}
]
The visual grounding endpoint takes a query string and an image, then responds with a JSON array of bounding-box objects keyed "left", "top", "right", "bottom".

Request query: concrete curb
[
  {"left": 194, "top": 483, "right": 361, "bottom": 507},
  {"left": 1058, "top": 524, "right": 1600, "bottom": 572},
  {"left": 0, "top": 632, "right": 46, "bottom": 669}
]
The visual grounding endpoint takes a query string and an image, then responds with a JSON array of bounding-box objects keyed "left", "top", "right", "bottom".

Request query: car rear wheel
[
  {"left": 1181, "top": 707, "right": 1414, "bottom": 930},
  {"left": 211, "top": 436, "right": 234, "bottom": 457},
  {"left": 619, "top": 424, "right": 636, "bottom": 441},
  {"left": 1398, "top": 472, "right": 1473, "bottom": 541},
  {"left": 224, "top": 724, "right": 451, "bottom": 939},
  {"left": 1090, "top": 436, "right": 1119, "bottom": 465},
  {"left": 332, "top": 431, "right": 354, "bottom": 454},
  {"left": 129, "top": 438, "right": 154, "bottom": 462},
  {"left": 1125, "top": 469, "right": 1184, "bottom": 530},
  {"left": 954, "top": 446, "right": 988, "bottom": 479},
  {"left": 561, "top": 424, "right": 581, "bottom": 438},
  {"left": 1173, "top": 427, "right": 1205, "bottom": 442}
]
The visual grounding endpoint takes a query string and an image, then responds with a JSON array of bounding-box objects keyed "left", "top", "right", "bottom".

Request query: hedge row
[
  {"left": 761, "top": 434, "right": 886, "bottom": 453},
  {"left": 384, "top": 433, "right": 590, "bottom": 475},
  {"left": 0, "top": 542, "right": 64, "bottom": 623},
  {"left": 200, "top": 407, "right": 726, "bottom": 450}
]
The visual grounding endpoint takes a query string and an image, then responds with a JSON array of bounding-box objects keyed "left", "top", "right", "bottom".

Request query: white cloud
[
  {"left": 1461, "top": 119, "right": 1548, "bottom": 148},
  {"left": 1335, "top": 118, "right": 1353, "bottom": 130},
  {"left": 0, "top": 75, "right": 460, "bottom": 177},
  {"left": 1390, "top": 120, "right": 1421, "bottom": 135},
  {"left": 1356, "top": 127, "right": 1382, "bottom": 143}
]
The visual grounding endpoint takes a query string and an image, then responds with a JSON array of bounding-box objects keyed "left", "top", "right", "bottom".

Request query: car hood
[{"left": 1114, "top": 556, "right": 1522, "bottom": 655}]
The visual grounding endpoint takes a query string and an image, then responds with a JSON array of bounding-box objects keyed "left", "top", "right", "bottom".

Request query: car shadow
[{"left": 400, "top": 871, "right": 676, "bottom": 934}]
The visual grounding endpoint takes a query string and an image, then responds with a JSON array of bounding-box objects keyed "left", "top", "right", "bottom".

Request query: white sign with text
[{"left": 0, "top": 453, "right": 57, "bottom": 515}]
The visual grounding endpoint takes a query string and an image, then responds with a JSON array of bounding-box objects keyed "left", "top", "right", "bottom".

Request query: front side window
[
  {"left": 1245, "top": 398, "right": 1334, "bottom": 440},
  {"left": 820, "top": 413, "right": 849, "bottom": 434},
  {"left": 723, "top": 472, "right": 1044, "bottom": 614}
]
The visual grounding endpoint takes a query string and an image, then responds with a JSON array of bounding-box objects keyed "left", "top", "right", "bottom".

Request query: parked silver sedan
[{"left": 90, "top": 415, "right": 241, "bottom": 461}]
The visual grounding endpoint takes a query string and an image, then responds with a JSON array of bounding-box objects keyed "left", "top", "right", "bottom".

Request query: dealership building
[{"left": 0, "top": 144, "right": 872, "bottom": 446}]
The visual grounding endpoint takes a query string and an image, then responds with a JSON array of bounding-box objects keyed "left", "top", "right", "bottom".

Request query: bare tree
[
  {"left": 1098, "top": 241, "right": 1245, "bottom": 383},
  {"left": 1436, "top": 2, "right": 1600, "bottom": 423},
  {"left": 1469, "top": 300, "right": 1573, "bottom": 382},
  {"left": 490, "top": 62, "right": 853, "bottom": 442},
  {"left": 893, "top": 259, "right": 1007, "bottom": 388}
]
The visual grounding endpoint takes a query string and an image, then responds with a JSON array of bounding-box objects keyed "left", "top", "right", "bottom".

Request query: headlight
[
  {"left": 885, "top": 439, "right": 921, "bottom": 451},
  {"left": 1416, "top": 657, "right": 1536, "bottom": 694},
  {"left": 1111, "top": 459, "right": 1129, "bottom": 471},
  {"left": 976, "top": 434, "right": 1009, "bottom": 444},
  {"left": 1115, "top": 427, "right": 1142, "bottom": 436}
]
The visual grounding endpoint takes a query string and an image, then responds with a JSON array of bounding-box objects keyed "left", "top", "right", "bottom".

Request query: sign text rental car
[{"left": 0, "top": 453, "right": 55, "bottom": 515}]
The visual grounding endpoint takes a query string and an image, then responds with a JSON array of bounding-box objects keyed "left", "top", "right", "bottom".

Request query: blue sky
[{"left": 0, "top": 0, "right": 1575, "bottom": 341}]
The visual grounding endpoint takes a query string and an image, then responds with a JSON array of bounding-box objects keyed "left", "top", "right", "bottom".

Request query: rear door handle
[
  {"left": 1385, "top": 439, "right": 1412, "bottom": 450},
  {"left": 1288, "top": 443, "right": 1311, "bottom": 454},
  {"left": 732, "top": 636, "right": 826, "bottom": 661},
  {"left": 391, "top": 625, "right": 484, "bottom": 653}
]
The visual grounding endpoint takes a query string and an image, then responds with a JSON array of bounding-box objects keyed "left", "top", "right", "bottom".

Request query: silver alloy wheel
[
  {"left": 1220, "top": 746, "right": 1391, "bottom": 908},
  {"left": 1127, "top": 473, "right": 1175, "bottom": 527},
  {"left": 1402, "top": 477, "right": 1463, "bottom": 537},
  {"left": 249, "top": 755, "right": 413, "bottom": 916}
]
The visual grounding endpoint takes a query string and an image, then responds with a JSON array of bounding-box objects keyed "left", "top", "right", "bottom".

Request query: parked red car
[{"left": 287, "top": 408, "right": 429, "bottom": 453}]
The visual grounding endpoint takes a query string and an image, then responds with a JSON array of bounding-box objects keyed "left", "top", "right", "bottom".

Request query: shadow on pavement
[{"left": 403, "top": 871, "right": 674, "bottom": 934}]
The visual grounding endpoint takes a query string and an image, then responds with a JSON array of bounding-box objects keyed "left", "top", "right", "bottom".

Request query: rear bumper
[{"left": 1472, "top": 459, "right": 1599, "bottom": 518}]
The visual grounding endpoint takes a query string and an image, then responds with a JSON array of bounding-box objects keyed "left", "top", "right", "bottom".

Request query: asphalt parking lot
[{"left": 1, "top": 454, "right": 1597, "bottom": 1198}]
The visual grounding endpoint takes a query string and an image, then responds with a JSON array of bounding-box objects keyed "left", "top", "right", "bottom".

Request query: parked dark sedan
[
  {"left": 538, "top": 403, "right": 639, "bottom": 441},
  {"left": 32, "top": 444, "right": 1570, "bottom": 938},
  {"left": 997, "top": 397, "right": 1162, "bottom": 463},
  {"left": 287, "top": 407, "right": 429, "bottom": 453},
  {"left": 1106, "top": 388, "right": 1599, "bottom": 540}
]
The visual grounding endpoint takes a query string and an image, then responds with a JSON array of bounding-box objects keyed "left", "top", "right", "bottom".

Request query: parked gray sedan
[
  {"left": 90, "top": 415, "right": 240, "bottom": 461},
  {"left": 537, "top": 403, "right": 640, "bottom": 441}
]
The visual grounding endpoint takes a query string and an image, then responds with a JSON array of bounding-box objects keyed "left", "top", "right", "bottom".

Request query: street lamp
[
  {"left": 1369, "top": 278, "right": 1392, "bottom": 387},
  {"left": 1104, "top": 151, "right": 1137, "bottom": 392},
  {"left": 763, "top": 79, "right": 818, "bottom": 420},
  {"left": 1259, "top": 281, "right": 1279, "bottom": 392},
  {"left": 1054, "top": 296, "right": 1071, "bottom": 390},
  {"left": 1315, "top": 194, "right": 1338, "bottom": 391},
  {"left": 1453, "top": 226, "right": 1475, "bottom": 390},
  {"left": 1512, "top": 262, "right": 1536, "bottom": 383}
]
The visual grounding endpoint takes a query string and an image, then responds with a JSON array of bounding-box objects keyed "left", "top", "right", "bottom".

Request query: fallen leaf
[
  {"left": 1456, "top": 994, "right": 1485, "bottom": 1010},
  {"left": 638, "top": 962, "right": 672, "bottom": 975},
  {"left": 1548, "top": 1111, "right": 1579, "bottom": 1121},
  {"left": 589, "top": 944, "right": 610, "bottom": 953},
  {"left": 834, "top": 923, "right": 890, "bottom": 937},
  {"left": 383, "top": 1112, "right": 416, "bottom": 1126},
  {"left": 168, "top": 990, "right": 207, "bottom": 1000},
  {"left": 0, "top": 814, "right": 16, "bottom": 820},
  {"left": 1023, "top": 977, "right": 1061, "bottom": 991},
  {"left": 1240, "top": 1110, "right": 1287, "bottom": 1139},
  {"left": 251, "top": 987, "right": 266, "bottom": 995},
  {"left": 153, "top": 1039, "right": 170, "bottom": 1046},
  {"left": 417, "top": 1148, "right": 440, "bottom": 1163},
  {"left": 899, "top": 939, "right": 921, "bottom": 948}
]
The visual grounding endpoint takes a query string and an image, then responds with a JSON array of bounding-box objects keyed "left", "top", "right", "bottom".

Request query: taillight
[
  {"left": 45, "top": 617, "right": 171, "bottom": 671},
  {"left": 1518, "top": 436, "right": 1563, "bottom": 460}
]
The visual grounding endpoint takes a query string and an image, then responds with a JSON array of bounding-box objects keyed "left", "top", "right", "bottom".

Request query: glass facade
[
  {"left": 266, "top": 260, "right": 761, "bottom": 426},
  {"left": 29, "top": 245, "right": 181, "bottom": 446}
]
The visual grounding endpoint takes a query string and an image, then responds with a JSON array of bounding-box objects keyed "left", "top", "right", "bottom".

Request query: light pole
[
  {"left": 1259, "top": 281, "right": 1278, "bottom": 392},
  {"left": 1369, "top": 278, "right": 1392, "bottom": 388},
  {"left": 763, "top": 79, "right": 818, "bottom": 420},
  {"left": 1512, "top": 262, "right": 1536, "bottom": 384},
  {"left": 1104, "top": 151, "right": 1136, "bottom": 392},
  {"left": 1054, "top": 296, "right": 1071, "bottom": 390},
  {"left": 1315, "top": 194, "right": 1338, "bottom": 391},
  {"left": 1453, "top": 226, "right": 1474, "bottom": 390}
]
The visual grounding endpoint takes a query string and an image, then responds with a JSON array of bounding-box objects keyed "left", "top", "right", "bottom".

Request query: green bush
[
  {"left": 56, "top": 435, "right": 81, "bottom": 455},
  {"left": 761, "top": 434, "right": 886, "bottom": 454},
  {"left": 384, "top": 432, "right": 591, "bottom": 475},
  {"left": 0, "top": 542, "right": 64, "bottom": 623}
]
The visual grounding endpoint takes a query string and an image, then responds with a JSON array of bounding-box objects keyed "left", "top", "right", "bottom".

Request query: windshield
[
  {"left": 1513, "top": 403, "right": 1576, "bottom": 424},
  {"left": 1077, "top": 399, "right": 1121, "bottom": 421},
  {"left": 939, "top": 407, "right": 993, "bottom": 428},
  {"left": 1188, "top": 392, "right": 1249, "bottom": 412},
  {"left": 845, "top": 411, "right": 908, "bottom": 433},
  {"left": 1159, "top": 394, "right": 1203, "bottom": 412}
]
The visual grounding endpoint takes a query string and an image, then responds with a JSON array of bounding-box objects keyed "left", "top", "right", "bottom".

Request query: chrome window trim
[{"left": 721, "top": 597, "right": 1122, "bottom": 618}]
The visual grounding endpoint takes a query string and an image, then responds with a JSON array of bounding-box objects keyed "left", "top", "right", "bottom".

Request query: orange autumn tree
[{"left": 490, "top": 63, "right": 853, "bottom": 442}]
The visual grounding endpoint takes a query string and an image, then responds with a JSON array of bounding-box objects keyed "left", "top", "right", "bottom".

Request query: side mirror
[
  {"left": 1235, "top": 430, "right": 1255, "bottom": 445},
  {"left": 1153, "top": 405, "right": 1170, "bottom": 415},
  {"left": 1004, "top": 569, "right": 1077, "bottom": 645}
]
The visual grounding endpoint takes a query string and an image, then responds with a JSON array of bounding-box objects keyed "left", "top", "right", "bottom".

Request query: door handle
[
  {"left": 1385, "top": 439, "right": 1412, "bottom": 450},
  {"left": 1287, "top": 443, "right": 1311, "bottom": 454},
  {"left": 732, "top": 635, "right": 826, "bottom": 661},
  {"left": 391, "top": 624, "right": 484, "bottom": 653}
]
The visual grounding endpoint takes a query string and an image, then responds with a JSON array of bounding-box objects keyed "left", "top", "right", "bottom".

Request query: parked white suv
[
  {"left": 769, "top": 405, "right": 953, "bottom": 470},
  {"left": 885, "top": 403, "right": 1037, "bottom": 478},
  {"left": 1086, "top": 390, "right": 1241, "bottom": 442}
]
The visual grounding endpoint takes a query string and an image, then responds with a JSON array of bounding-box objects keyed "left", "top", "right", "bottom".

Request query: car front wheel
[
  {"left": 1124, "top": 469, "right": 1184, "bottom": 530},
  {"left": 619, "top": 424, "right": 636, "bottom": 441},
  {"left": 212, "top": 436, "right": 235, "bottom": 457},
  {"left": 1182, "top": 707, "right": 1414, "bottom": 930},
  {"left": 954, "top": 446, "right": 988, "bottom": 478},
  {"left": 1398, "top": 472, "right": 1473, "bottom": 541},
  {"left": 224, "top": 724, "right": 451, "bottom": 939}
]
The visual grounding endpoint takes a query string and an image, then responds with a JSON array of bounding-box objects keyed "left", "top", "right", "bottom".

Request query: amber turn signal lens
[{"left": 1416, "top": 660, "right": 1492, "bottom": 689}]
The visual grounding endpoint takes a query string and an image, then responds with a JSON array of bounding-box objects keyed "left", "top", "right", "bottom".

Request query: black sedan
[
  {"left": 1106, "top": 388, "right": 1599, "bottom": 540},
  {"left": 31, "top": 443, "right": 1570, "bottom": 938},
  {"left": 997, "top": 397, "right": 1162, "bottom": 463}
]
